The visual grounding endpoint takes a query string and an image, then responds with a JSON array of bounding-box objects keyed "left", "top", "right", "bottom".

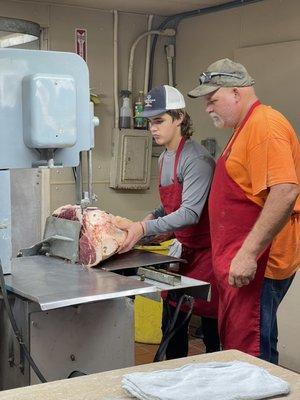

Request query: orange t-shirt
[{"left": 226, "top": 104, "right": 300, "bottom": 279}]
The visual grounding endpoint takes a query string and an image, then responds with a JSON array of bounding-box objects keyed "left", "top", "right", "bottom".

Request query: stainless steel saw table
[
  {"left": 0, "top": 251, "right": 210, "bottom": 390},
  {"left": 3, "top": 251, "right": 210, "bottom": 311},
  {"left": 4, "top": 256, "right": 155, "bottom": 311}
]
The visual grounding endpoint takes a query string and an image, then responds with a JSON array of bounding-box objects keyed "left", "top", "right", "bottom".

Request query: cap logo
[{"left": 144, "top": 94, "right": 156, "bottom": 108}]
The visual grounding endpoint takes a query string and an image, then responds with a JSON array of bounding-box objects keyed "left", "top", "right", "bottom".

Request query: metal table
[
  {"left": 0, "top": 251, "right": 210, "bottom": 389},
  {"left": 4, "top": 256, "right": 154, "bottom": 311},
  {"left": 4, "top": 251, "right": 210, "bottom": 311}
]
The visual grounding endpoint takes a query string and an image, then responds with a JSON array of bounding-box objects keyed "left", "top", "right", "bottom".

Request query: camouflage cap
[{"left": 188, "top": 58, "right": 255, "bottom": 98}]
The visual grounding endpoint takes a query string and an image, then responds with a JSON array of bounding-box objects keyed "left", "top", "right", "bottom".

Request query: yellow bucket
[
  {"left": 134, "top": 239, "right": 173, "bottom": 256},
  {"left": 134, "top": 240, "right": 174, "bottom": 344}
]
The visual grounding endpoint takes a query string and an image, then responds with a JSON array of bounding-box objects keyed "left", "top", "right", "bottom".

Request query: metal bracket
[
  {"left": 18, "top": 217, "right": 81, "bottom": 263},
  {"left": 137, "top": 267, "right": 182, "bottom": 286}
]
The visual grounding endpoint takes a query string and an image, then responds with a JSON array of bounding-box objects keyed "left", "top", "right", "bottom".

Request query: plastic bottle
[
  {"left": 134, "top": 90, "right": 146, "bottom": 129},
  {"left": 119, "top": 90, "right": 132, "bottom": 129}
]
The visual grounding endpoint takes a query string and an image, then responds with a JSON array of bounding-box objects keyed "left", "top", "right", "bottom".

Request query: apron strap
[
  {"left": 173, "top": 138, "right": 186, "bottom": 183},
  {"left": 222, "top": 100, "right": 261, "bottom": 157},
  {"left": 159, "top": 150, "right": 167, "bottom": 184},
  {"left": 159, "top": 137, "right": 186, "bottom": 185}
]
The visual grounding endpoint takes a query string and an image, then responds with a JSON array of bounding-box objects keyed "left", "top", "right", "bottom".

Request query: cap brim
[
  {"left": 139, "top": 108, "right": 166, "bottom": 118},
  {"left": 188, "top": 84, "right": 220, "bottom": 98}
]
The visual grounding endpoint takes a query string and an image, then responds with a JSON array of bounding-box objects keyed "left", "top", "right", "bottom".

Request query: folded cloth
[{"left": 122, "top": 361, "right": 290, "bottom": 400}]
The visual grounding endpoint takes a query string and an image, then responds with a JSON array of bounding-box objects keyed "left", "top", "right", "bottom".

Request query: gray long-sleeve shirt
[{"left": 144, "top": 139, "right": 215, "bottom": 236}]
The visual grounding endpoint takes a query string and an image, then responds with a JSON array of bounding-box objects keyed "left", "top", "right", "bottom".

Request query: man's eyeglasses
[{"left": 199, "top": 72, "right": 242, "bottom": 85}]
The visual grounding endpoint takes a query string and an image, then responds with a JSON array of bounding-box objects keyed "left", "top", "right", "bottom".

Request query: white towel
[
  {"left": 168, "top": 239, "right": 182, "bottom": 258},
  {"left": 122, "top": 361, "right": 290, "bottom": 400}
]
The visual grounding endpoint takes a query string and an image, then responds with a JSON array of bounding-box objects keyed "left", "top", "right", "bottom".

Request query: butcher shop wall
[
  {"left": 47, "top": 8, "right": 169, "bottom": 221},
  {"left": 0, "top": 0, "right": 170, "bottom": 222}
]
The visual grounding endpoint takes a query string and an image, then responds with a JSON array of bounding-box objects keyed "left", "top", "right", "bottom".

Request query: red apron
[
  {"left": 209, "top": 101, "right": 270, "bottom": 356},
  {"left": 159, "top": 138, "right": 218, "bottom": 318}
]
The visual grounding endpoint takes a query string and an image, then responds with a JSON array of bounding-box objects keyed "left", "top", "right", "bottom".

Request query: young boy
[{"left": 118, "top": 85, "right": 219, "bottom": 358}]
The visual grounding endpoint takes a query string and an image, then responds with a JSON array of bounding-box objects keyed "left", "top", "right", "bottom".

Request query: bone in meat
[{"left": 52, "top": 205, "right": 132, "bottom": 266}]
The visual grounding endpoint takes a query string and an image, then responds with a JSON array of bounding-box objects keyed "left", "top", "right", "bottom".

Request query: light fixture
[{"left": 0, "top": 16, "right": 40, "bottom": 48}]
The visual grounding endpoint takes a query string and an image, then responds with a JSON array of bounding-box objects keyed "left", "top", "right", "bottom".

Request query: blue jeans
[{"left": 260, "top": 275, "right": 295, "bottom": 364}]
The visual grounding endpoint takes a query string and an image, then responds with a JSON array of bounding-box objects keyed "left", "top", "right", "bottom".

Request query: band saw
[{"left": 0, "top": 48, "right": 210, "bottom": 390}]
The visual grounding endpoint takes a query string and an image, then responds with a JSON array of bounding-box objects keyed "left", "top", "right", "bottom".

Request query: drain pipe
[
  {"left": 165, "top": 44, "right": 175, "bottom": 86},
  {"left": 113, "top": 10, "right": 119, "bottom": 129},
  {"left": 144, "top": 14, "right": 154, "bottom": 95},
  {"left": 127, "top": 28, "right": 176, "bottom": 95},
  {"left": 148, "top": 0, "right": 266, "bottom": 89}
]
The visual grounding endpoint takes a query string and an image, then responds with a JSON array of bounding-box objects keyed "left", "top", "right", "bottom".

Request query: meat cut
[
  {"left": 53, "top": 205, "right": 132, "bottom": 266},
  {"left": 53, "top": 205, "right": 132, "bottom": 267}
]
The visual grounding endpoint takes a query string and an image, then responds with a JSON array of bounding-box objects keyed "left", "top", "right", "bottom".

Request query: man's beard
[{"left": 209, "top": 112, "right": 225, "bottom": 128}]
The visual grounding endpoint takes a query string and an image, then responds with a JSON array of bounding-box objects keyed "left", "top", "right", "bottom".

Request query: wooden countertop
[{"left": 0, "top": 350, "right": 299, "bottom": 399}]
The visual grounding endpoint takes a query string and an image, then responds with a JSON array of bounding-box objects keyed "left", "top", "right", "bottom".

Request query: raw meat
[
  {"left": 52, "top": 205, "right": 132, "bottom": 267},
  {"left": 52, "top": 204, "right": 83, "bottom": 224}
]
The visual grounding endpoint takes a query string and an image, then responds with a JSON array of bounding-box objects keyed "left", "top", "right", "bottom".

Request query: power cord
[
  {"left": 153, "top": 294, "right": 194, "bottom": 362},
  {"left": 0, "top": 259, "right": 47, "bottom": 383}
]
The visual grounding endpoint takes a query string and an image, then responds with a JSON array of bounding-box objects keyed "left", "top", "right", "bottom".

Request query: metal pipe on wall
[
  {"left": 127, "top": 29, "right": 175, "bottom": 95},
  {"left": 113, "top": 10, "right": 119, "bottom": 129},
  {"left": 144, "top": 14, "right": 154, "bottom": 95},
  {"left": 148, "top": 0, "right": 266, "bottom": 89},
  {"left": 165, "top": 44, "right": 175, "bottom": 86}
]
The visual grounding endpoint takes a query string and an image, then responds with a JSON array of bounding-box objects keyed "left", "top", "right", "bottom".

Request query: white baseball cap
[{"left": 140, "top": 85, "right": 186, "bottom": 118}]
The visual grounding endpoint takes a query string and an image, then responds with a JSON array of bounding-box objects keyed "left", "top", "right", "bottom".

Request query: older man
[{"left": 188, "top": 58, "right": 300, "bottom": 364}]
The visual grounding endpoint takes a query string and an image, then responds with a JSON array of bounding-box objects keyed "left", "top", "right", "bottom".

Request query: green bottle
[{"left": 134, "top": 90, "right": 146, "bottom": 129}]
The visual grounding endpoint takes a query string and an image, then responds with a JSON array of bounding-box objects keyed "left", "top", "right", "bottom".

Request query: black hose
[
  {"left": 148, "top": 0, "right": 265, "bottom": 89},
  {"left": 153, "top": 294, "right": 194, "bottom": 362},
  {"left": 154, "top": 296, "right": 194, "bottom": 362},
  {"left": 68, "top": 370, "right": 87, "bottom": 378},
  {"left": 0, "top": 259, "right": 47, "bottom": 383},
  {"left": 72, "top": 167, "right": 77, "bottom": 181},
  {"left": 154, "top": 303, "right": 193, "bottom": 362}
]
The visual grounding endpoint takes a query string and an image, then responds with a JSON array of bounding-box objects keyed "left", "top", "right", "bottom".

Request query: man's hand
[
  {"left": 118, "top": 222, "right": 145, "bottom": 254},
  {"left": 228, "top": 184, "right": 299, "bottom": 288},
  {"left": 229, "top": 249, "right": 257, "bottom": 288}
]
